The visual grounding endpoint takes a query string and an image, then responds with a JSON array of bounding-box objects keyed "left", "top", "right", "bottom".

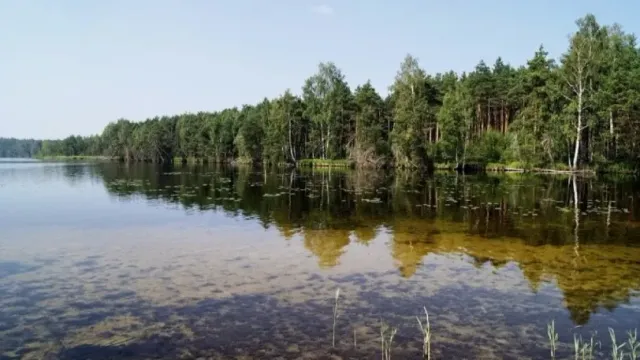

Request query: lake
[{"left": 1, "top": 160, "right": 640, "bottom": 359}]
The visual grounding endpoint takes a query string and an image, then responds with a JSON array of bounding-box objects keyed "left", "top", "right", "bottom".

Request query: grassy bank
[
  {"left": 34, "top": 154, "right": 638, "bottom": 176},
  {"left": 173, "top": 157, "right": 213, "bottom": 164},
  {"left": 298, "top": 159, "right": 354, "bottom": 168},
  {"left": 36, "top": 155, "right": 116, "bottom": 162},
  {"left": 436, "top": 161, "right": 615, "bottom": 175}
]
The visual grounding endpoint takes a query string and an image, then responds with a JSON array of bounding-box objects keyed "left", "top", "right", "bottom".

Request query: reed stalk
[
  {"left": 416, "top": 306, "right": 432, "bottom": 359},
  {"left": 332, "top": 288, "right": 340, "bottom": 348},
  {"left": 548, "top": 320, "right": 558, "bottom": 360}
]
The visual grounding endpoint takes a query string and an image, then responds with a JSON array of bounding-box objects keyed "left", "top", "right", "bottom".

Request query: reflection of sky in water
[
  {"left": 1, "top": 161, "right": 640, "bottom": 359},
  {"left": 0, "top": 162, "right": 240, "bottom": 230}
]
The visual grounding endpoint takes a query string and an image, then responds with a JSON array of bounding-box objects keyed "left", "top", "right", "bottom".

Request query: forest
[
  {"left": 2, "top": 14, "right": 639, "bottom": 171},
  {"left": 0, "top": 138, "right": 42, "bottom": 158}
]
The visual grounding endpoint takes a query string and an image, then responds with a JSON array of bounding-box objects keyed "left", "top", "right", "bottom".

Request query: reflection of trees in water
[
  {"left": 92, "top": 163, "right": 640, "bottom": 249},
  {"left": 302, "top": 228, "right": 351, "bottom": 268},
  {"left": 353, "top": 226, "right": 378, "bottom": 245},
  {"left": 91, "top": 163, "right": 640, "bottom": 324},
  {"left": 389, "top": 226, "right": 640, "bottom": 325}
]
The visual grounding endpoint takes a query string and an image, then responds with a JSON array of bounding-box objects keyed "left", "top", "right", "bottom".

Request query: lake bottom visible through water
[{"left": 1, "top": 161, "right": 640, "bottom": 359}]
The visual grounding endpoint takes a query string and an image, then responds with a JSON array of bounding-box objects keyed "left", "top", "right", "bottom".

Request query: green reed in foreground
[
  {"left": 548, "top": 320, "right": 559, "bottom": 359},
  {"left": 547, "top": 321, "right": 639, "bottom": 360},
  {"left": 325, "top": 289, "right": 639, "bottom": 359},
  {"left": 609, "top": 328, "right": 626, "bottom": 360},
  {"left": 416, "top": 306, "right": 432, "bottom": 360},
  {"left": 573, "top": 333, "right": 596, "bottom": 360},
  {"left": 628, "top": 330, "right": 640, "bottom": 359},
  {"left": 380, "top": 320, "right": 398, "bottom": 360},
  {"left": 332, "top": 288, "right": 340, "bottom": 348}
]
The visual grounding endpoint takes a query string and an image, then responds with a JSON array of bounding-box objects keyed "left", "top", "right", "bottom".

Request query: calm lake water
[{"left": 1, "top": 160, "right": 640, "bottom": 359}]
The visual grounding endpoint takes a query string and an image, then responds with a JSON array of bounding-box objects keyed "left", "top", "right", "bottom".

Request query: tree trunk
[
  {"left": 572, "top": 176, "right": 580, "bottom": 258},
  {"left": 488, "top": 105, "right": 491, "bottom": 132},
  {"left": 505, "top": 110, "right": 509, "bottom": 132},
  {"left": 609, "top": 110, "right": 614, "bottom": 160},
  {"left": 533, "top": 123, "right": 537, "bottom": 157},
  {"left": 501, "top": 101, "right": 505, "bottom": 133},
  {"left": 462, "top": 132, "right": 469, "bottom": 170},
  {"left": 320, "top": 123, "right": 325, "bottom": 159},
  {"left": 487, "top": 100, "right": 491, "bottom": 131},
  {"left": 288, "top": 114, "right": 296, "bottom": 162},
  {"left": 477, "top": 103, "right": 482, "bottom": 135},
  {"left": 326, "top": 126, "right": 331, "bottom": 159},
  {"left": 572, "top": 90, "right": 583, "bottom": 170}
]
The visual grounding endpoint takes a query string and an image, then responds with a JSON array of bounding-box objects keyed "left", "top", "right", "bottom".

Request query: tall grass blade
[
  {"left": 380, "top": 320, "right": 398, "bottom": 360},
  {"left": 628, "top": 329, "right": 640, "bottom": 359},
  {"left": 609, "top": 328, "right": 626, "bottom": 360},
  {"left": 416, "top": 306, "right": 432, "bottom": 359},
  {"left": 548, "top": 320, "right": 558, "bottom": 360},
  {"left": 332, "top": 288, "right": 340, "bottom": 348}
]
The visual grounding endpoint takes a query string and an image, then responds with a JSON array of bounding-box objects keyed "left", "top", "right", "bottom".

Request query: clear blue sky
[{"left": 1, "top": 0, "right": 637, "bottom": 139}]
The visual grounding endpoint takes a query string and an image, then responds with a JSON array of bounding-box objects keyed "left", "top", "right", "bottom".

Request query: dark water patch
[
  {"left": 307, "top": 273, "right": 324, "bottom": 282},
  {"left": 103, "top": 290, "right": 136, "bottom": 301},
  {"left": 138, "top": 266, "right": 157, "bottom": 274},
  {"left": 57, "top": 336, "right": 179, "bottom": 360},
  {"left": 73, "top": 258, "right": 98, "bottom": 268},
  {"left": 329, "top": 273, "right": 370, "bottom": 286},
  {"left": 40, "top": 291, "right": 519, "bottom": 359},
  {"left": 0, "top": 261, "right": 39, "bottom": 279},
  {"left": 63, "top": 312, "right": 111, "bottom": 328},
  {"left": 33, "top": 257, "right": 57, "bottom": 266},
  {"left": 225, "top": 255, "right": 244, "bottom": 262}
]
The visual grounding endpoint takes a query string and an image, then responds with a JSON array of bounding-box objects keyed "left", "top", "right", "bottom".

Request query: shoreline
[{"left": 20, "top": 156, "right": 637, "bottom": 175}]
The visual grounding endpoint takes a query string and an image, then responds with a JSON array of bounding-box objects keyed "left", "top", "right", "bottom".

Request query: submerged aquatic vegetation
[{"left": 5, "top": 163, "right": 640, "bottom": 360}]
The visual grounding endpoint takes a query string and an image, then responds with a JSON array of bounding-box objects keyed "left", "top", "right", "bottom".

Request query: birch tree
[{"left": 560, "top": 14, "right": 603, "bottom": 170}]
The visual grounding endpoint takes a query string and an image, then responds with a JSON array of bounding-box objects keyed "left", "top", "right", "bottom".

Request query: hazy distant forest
[{"left": 2, "top": 15, "right": 640, "bottom": 171}]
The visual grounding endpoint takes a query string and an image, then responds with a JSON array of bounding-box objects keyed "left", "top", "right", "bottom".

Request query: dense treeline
[
  {"left": 0, "top": 138, "right": 42, "bottom": 158},
  {"left": 0, "top": 136, "right": 102, "bottom": 159},
  {"left": 23, "top": 15, "right": 640, "bottom": 170}
]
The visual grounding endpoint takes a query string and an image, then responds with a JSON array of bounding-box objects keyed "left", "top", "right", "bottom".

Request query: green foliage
[
  {"left": 6, "top": 13, "right": 640, "bottom": 174},
  {"left": 264, "top": 91, "right": 305, "bottom": 165},
  {"left": 298, "top": 159, "right": 354, "bottom": 168},
  {"left": 302, "top": 62, "right": 353, "bottom": 160},
  {"left": 0, "top": 138, "right": 42, "bottom": 158},
  {"left": 352, "top": 81, "right": 389, "bottom": 167},
  {"left": 437, "top": 79, "right": 473, "bottom": 166},
  {"left": 467, "top": 131, "right": 510, "bottom": 165},
  {"left": 390, "top": 55, "right": 439, "bottom": 168},
  {"left": 597, "top": 162, "right": 637, "bottom": 174},
  {"left": 486, "top": 163, "right": 507, "bottom": 171},
  {"left": 552, "top": 163, "right": 572, "bottom": 171},
  {"left": 38, "top": 155, "right": 112, "bottom": 161},
  {"left": 506, "top": 161, "right": 531, "bottom": 170}
]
